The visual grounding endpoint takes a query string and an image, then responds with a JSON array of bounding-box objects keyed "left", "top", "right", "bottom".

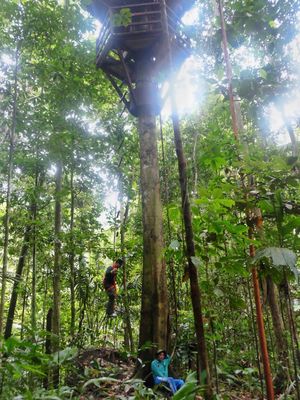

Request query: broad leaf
[
  {"left": 191, "top": 256, "right": 201, "bottom": 267},
  {"left": 252, "top": 247, "right": 298, "bottom": 278},
  {"left": 83, "top": 377, "right": 119, "bottom": 389}
]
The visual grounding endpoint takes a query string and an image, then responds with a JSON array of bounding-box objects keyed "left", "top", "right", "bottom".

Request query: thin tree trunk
[
  {"left": 284, "top": 278, "right": 300, "bottom": 399},
  {"left": 266, "top": 276, "right": 290, "bottom": 393},
  {"left": 245, "top": 278, "right": 264, "bottom": 398},
  {"left": 159, "top": 115, "right": 178, "bottom": 337},
  {"left": 5, "top": 166, "right": 42, "bottom": 338},
  {"left": 204, "top": 252, "right": 219, "bottom": 394},
  {"left": 31, "top": 168, "right": 39, "bottom": 332},
  {"left": 0, "top": 49, "right": 19, "bottom": 335},
  {"left": 120, "top": 197, "right": 134, "bottom": 352},
  {"left": 77, "top": 284, "right": 89, "bottom": 340},
  {"left": 20, "top": 263, "right": 30, "bottom": 340},
  {"left": 44, "top": 307, "right": 53, "bottom": 389},
  {"left": 192, "top": 129, "right": 199, "bottom": 196},
  {"left": 69, "top": 163, "right": 76, "bottom": 339},
  {"left": 161, "top": 1, "right": 212, "bottom": 397},
  {"left": 4, "top": 223, "right": 32, "bottom": 339},
  {"left": 52, "top": 159, "right": 62, "bottom": 386},
  {"left": 250, "top": 239, "right": 274, "bottom": 400}
]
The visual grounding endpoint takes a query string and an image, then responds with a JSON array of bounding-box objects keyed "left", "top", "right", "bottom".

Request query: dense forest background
[{"left": 0, "top": 0, "right": 299, "bottom": 399}]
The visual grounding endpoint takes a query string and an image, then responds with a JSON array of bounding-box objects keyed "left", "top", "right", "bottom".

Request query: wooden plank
[
  {"left": 110, "top": 2, "right": 160, "bottom": 9},
  {"left": 127, "top": 10, "right": 161, "bottom": 17},
  {"left": 113, "top": 28, "right": 162, "bottom": 36},
  {"left": 113, "top": 19, "right": 161, "bottom": 28}
]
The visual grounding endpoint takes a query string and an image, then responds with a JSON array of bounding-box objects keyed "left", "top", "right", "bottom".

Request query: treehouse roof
[{"left": 88, "top": 0, "right": 195, "bottom": 22}]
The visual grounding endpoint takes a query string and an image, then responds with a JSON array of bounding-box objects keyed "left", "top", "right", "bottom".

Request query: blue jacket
[{"left": 151, "top": 355, "right": 171, "bottom": 378}]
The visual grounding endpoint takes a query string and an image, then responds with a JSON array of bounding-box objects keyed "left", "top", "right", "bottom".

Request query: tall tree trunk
[
  {"left": 0, "top": 49, "right": 19, "bottom": 335},
  {"left": 20, "top": 262, "right": 30, "bottom": 340},
  {"left": 31, "top": 168, "right": 39, "bottom": 332},
  {"left": 171, "top": 110, "right": 212, "bottom": 397},
  {"left": 120, "top": 197, "right": 134, "bottom": 352},
  {"left": 272, "top": 191, "right": 300, "bottom": 395},
  {"left": 5, "top": 165, "right": 42, "bottom": 338},
  {"left": 137, "top": 105, "right": 168, "bottom": 365},
  {"left": 159, "top": 116, "right": 178, "bottom": 337},
  {"left": 4, "top": 223, "right": 32, "bottom": 339},
  {"left": 69, "top": 163, "right": 76, "bottom": 339},
  {"left": 44, "top": 307, "right": 53, "bottom": 389},
  {"left": 161, "top": 1, "right": 212, "bottom": 397},
  {"left": 245, "top": 278, "right": 264, "bottom": 398},
  {"left": 266, "top": 276, "right": 290, "bottom": 393},
  {"left": 77, "top": 255, "right": 88, "bottom": 343},
  {"left": 249, "top": 237, "right": 274, "bottom": 400},
  {"left": 52, "top": 159, "right": 62, "bottom": 386}
]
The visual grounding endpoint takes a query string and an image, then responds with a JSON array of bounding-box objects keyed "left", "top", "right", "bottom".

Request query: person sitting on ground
[
  {"left": 151, "top": 349, "right": 184, "bottom": 394},
  {"left": 102, "top": 258, "right": 123, "bottom": 317}
]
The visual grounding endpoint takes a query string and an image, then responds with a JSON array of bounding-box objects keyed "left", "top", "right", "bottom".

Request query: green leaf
[
  {"left": 52, "top": 347, "right": 77, "bottom": 365},
  {"left": 173, "top": 372, "right": 198, "bottom": 400},
  {"left": 191, "top": 256, "right": 201, "bottom": 267},
  {"left": 252, "top": 247, "right": 298, "bottom": 278},
  {"left": 214, "top": 288, "right": 224, "bottom": 297},
  {"left": 169, "top": 240, "right": 180, "bottom": 250},
  {"left": 218, "top": 198, "right": 235, "bottom": 208},
  {"left": 112, "top": 8, "right": 132, "bottom": 27},
  {"left": 82, "top": 377, "right": 119, "bottom": 389},
  {"left": 21, "top": 364, "right": 46, "bottom": 377},
  {"left": 259, "top": 69, "right": 267, "bottom": 79},
  {"left": 169, "top": 206, "right": 181, "bottom": 222}
]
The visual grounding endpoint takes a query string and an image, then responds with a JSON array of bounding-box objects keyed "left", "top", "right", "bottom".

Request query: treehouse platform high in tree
[{"left": 86, "top": 0, "right": 196, "bottom": 369}]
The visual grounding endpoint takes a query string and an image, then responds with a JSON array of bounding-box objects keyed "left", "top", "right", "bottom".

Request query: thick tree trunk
[
  {"left": 52, "top": 160, "right": 62, "bottom": 385},
  {"left": 0, "top": 50, "right": 19, "bottom": 335},
  {"left": 266, "top": 276, "right": 290, "bottom": 393},
  {"left": 138, "top": 113, "right": 168, "bottom": 365}
]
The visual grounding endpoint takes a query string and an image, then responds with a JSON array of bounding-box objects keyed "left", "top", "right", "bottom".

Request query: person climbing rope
[
  {"left": 151, "top": 349, "right": 184, "bottom": 394},
  {"left": 103, "top": 258, "right": 123, "bottom": 317}
]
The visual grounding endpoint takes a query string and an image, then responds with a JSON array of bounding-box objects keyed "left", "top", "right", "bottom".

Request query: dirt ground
[{"left": 71, "top": 348, "right": 280, "bottom": 399}]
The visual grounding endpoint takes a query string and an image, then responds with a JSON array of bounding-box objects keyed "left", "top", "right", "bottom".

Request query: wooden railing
[{"left": 96, "top": 1, "right": 191, "bottom": 65}]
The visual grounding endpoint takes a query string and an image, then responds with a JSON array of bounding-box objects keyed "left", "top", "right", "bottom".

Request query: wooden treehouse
[{"left": 88, "top": 0, "right": 194, "bottom": 116}]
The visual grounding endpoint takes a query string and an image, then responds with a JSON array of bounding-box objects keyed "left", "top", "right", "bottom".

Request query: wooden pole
[{"left": 250, "top": 243, "right": 274, "bottom": 400}]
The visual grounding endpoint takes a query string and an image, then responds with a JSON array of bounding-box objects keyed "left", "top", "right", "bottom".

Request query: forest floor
[
  {"left": 69, "top": 347, "right": 275, "bottom": 400},
  {"left": 70, "top": 347, "right": 136, "bottom": 399}
]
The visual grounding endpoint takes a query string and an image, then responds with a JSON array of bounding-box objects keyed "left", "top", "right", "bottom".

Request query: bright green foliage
[
  {"left": 111, "top": 8, "right": 132, "bottom": 27},
  {"left": 0, "top": 0, "right": 299, "bottom": 398}
]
